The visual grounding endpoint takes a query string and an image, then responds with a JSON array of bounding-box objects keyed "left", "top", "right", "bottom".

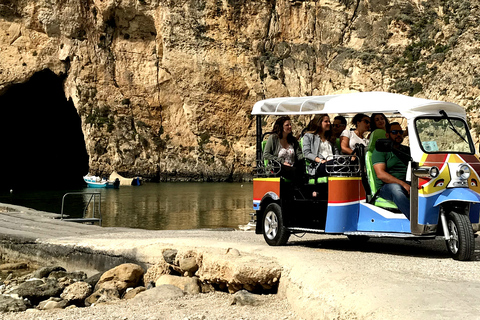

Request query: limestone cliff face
[{"left": 1, "top": 0, "right": 479, "bottom": 180}]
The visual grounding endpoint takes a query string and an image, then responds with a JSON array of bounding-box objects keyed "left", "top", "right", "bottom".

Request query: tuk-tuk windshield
[{"left": 415, "top": 117, "right": 474, "bottom": 154}]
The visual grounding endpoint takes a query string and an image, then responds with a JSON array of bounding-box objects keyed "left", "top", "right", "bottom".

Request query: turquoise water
[{"left": 0, "top": 182, "right": 254, "bottom": 230}]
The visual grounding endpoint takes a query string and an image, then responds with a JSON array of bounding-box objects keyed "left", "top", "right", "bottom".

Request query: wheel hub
[
  {"left": 447, "top": 220, "right": 459, "bottom": 254},
  {"left": 264, "top": 211, "right": 278, "bottom": 240}
]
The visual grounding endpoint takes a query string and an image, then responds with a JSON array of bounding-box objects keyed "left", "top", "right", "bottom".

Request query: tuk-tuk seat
[
  {"left": 299, "top": 137, "right": 328, "bottom": 185},
  {"left": 365, "top": 129, "right": 398, "bottom": 209},
  {"left": 261, "top": 140, "right": 268, "bottom": 167}
]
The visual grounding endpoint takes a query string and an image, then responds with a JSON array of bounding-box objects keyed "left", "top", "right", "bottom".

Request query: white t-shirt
[
  {"left": 319, "top": 139, "right": 333, "bottom": 159},
  {"left": 340, "top": 129, "right": 369, "bottom": 152}
]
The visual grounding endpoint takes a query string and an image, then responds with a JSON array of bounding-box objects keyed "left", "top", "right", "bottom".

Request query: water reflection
[
  {"left": 0, "top": 183, "right": 253, "bottom": 230},
  {"left": 99, "top": 182, "right": 253, "bottom": 230}
]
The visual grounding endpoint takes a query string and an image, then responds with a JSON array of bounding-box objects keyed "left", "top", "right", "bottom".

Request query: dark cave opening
[{"left": 0, "top": 69, "right": 89, "bottom": 190}]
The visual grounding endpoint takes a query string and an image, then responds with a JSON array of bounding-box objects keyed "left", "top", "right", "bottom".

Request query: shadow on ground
[{"left": 285, "top": 235, "right": 480, "bottom": 261}]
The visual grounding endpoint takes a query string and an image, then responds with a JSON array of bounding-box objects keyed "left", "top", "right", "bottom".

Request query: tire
[
  {"left": 262, "top": 203, "right": 290, "bottom": 246},
  {"left": 445, "top": 211, "right": 475, "bottom": 261}
]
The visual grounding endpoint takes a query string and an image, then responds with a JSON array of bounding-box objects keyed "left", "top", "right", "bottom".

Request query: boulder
[
  {"left": 32, "top": 266, "right": 66, "bottom": 279},
  {"left": 85, "top": 272, "right": 103, "bottom": 288},
  {"left": 143, "top": 260, "right": 170, "bottom": 284},
  {"left": 179, "top": 257, "right": 198, "bottom": 276},
  {"left": 85, "top": 288, "right": 120, "bottom": 306},
  {"left": 57, "top": 278, "right": 75, "bottom": 289},
  {"left": 12, "top": 279, "right": 63, "bottom": 305},
  {"left": 175, "top": 250, "right": 200, "bottom": 276},
  {"left": 197, "top": 250, "right": 281, "bottom": 293},
  {"left": 225, "top": 248, "right": 241, "bottom": 256},
  {"left": 155, "top": 275, "right": 200, "bottom": 295},
  {"left": 133, "top": 285, "right": 184, "bottom": 303},
  {"left": 38, "top": 297, "right": 68, "bottom": 310},
  {"left": 231, "top": 290, "right": 262, "bottom": 306},
  {"left": 0, "top": 294, "right": 29, "bottom": 312},
  {"left": 123, "top": 286, "right": 146, "bottom": 299},
  {"left": 95, "top": 264, "right": 144, "bottom": 295},
  {"left": 60, "top": 282, "right": 92, "bottom": 303},
  {"left": 200, "top": 282, "right": 215, "bottom": 293},
  {"left": 162, "top": 249, "right": 178, "bottom": 264}
]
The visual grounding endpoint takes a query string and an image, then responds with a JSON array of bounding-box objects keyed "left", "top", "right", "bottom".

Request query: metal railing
[{"left": 60, "top": 192, "right": 102, "bottom": 226}]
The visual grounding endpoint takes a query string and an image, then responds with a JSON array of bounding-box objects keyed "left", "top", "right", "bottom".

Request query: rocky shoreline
[{"left": 0, "top": 247, "right": 285, "bottom": 316}]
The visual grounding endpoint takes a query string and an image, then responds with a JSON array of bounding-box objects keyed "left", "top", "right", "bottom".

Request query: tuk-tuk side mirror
[{"left": 375, "top": 138, "right": 393, "bottom": 152}]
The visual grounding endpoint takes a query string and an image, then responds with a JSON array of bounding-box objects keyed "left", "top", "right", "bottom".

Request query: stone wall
[{"left": 1, "top": 0, "right": 479, "bottom": 180}]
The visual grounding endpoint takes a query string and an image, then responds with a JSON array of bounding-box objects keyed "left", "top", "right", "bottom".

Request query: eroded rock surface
[{"left": 1, "top": 1, "right": 479, "bottom": 180}]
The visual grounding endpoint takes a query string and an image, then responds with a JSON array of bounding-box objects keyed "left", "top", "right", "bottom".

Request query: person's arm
[
  {"left": 294, "top": 140, "right": 304, "bottom": 162},
  {"left": 340, "top": 136, "right": 353, "bottom": 155},
  {"left": 373, "top": 163, "right": 411, "bottom": 194},
  {"left": 263, "top": 136, "right": 281, "bottom": 163},
  {"left": 302, "top": 134, "right": 320, "bottom": 162}
]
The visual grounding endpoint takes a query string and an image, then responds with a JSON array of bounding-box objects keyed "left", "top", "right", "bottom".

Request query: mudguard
[{"left": 434, "top": 188, "right": 480, "bottom": 207}]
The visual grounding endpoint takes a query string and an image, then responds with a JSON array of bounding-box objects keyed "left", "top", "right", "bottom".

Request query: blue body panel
[
  {"left": 418, "top": 195, "right": 441, "bottom": 225},
  {"left": 357, "top": 203, "right": 410, "bottom": 232},
  {"left": 434, "top": 188, "right": 480, "bottom": 207},
  {"left": 325, "top": 203, "right": 359, "bottom": 233}
]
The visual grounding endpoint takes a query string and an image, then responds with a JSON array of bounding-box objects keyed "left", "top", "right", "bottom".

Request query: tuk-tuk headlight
[
  {"left": 430, "top": 166, "right": 439, "bottom": 178},
  {"left": 457, "top": 164, "right": 471, "bottom": 180},
  {"left": 413, "top": 166, "right": 439, "bottom": 178}
]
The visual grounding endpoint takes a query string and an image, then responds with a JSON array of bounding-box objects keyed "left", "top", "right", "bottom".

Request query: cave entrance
[{"left": 0, "top": 69, "right": 89, "bottom": 191}]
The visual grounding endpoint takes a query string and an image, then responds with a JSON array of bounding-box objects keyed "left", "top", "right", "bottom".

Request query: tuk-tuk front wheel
[
  {"left": 263, "top": 203, "right": 290, "bottom": 246},
  {"left": 445, "top": 211, "right": 475, "bottom": 261}
]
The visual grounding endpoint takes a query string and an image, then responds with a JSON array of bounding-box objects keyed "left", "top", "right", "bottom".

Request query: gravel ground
[{"left": 0, "top": 291, "right": 298, "bottom": 320}]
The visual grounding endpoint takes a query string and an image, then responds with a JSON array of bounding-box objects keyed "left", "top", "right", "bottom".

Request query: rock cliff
[{"left": 1, "top": 0, "right": 479, "bottom": 181}]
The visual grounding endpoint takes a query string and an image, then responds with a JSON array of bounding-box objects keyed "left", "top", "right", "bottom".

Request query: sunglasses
[
  {"left": 390, "top": 130, "right": 404, "bottom": 135},
  {"left": 333, "top": 124, "right": 346, "bottom": 128},
  {"left": 362, "top": 119, "right": 371, "bottom": 124}
]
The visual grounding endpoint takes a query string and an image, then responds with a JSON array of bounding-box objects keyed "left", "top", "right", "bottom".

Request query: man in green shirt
[{"left": 372, "top": 122, "right": 411, "bottom": 219}]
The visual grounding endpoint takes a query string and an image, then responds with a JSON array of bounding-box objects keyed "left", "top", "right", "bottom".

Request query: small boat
[{"left": 83, "top": 174, "right": 120, "bottom": 189}]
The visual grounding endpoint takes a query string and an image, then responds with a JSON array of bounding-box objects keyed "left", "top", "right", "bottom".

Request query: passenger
[
  {"left": 331, "top": 115, "right": 347, "bottom": 151},
  {"left": 367, "top": 113, "right": 389, "bottom": 139},
  {"left": 372, "top": 122, "right": 411, "bottom": 219},
  {"left": 263, "top": 116, "right": 303, "bottom": 182},
  {"left": 370, "top": 113, "right": 389, "bottom": 132},
  {"left": 340, "top": 113, "right": 370, "bottom": 155},
  {"left": 302, "top": 114, "right": 339, "bottom": 177}
]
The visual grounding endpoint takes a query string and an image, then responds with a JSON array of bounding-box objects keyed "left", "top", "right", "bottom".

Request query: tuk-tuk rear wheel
[
  {"left": 262, "top": 203, "right": 290, "bottom": 246},
  {"left": 445, "top": 211, "right": 475, "bottom": 261}
]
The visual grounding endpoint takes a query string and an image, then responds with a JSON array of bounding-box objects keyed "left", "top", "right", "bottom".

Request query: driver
[{"left": 372, "top": 122, "right": 411, "bottom": 219}]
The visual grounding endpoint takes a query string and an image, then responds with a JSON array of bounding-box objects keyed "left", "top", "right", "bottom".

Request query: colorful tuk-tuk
[{"left": 252, "top": 92, "right": 480, "bottom": 261}]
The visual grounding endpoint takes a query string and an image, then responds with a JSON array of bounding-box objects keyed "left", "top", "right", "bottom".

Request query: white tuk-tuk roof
[{"left": 251, "top": 92, "right": 466, "bottom": 120}]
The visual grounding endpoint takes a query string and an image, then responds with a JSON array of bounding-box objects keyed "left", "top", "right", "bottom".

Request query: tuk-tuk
[{"left": 252, "top": 92, "right": 480, "bottom": 261}]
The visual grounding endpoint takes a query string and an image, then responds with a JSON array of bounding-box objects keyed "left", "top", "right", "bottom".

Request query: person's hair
[
  {"left": 351, "top": 113, "right": 369, "bottom": 128},
  {"left": 306, "top": 114, "right": 331, "bottom": 139},
  {"left": 333, "top": 115, "right": 347, "bottom": 126},
  {"left": 273, "top": 116, "right": 296, "bottom": 144},
  {"left": 370, "top": 113, "right": 389, "bottom": 131},
  {"left": 386, "top": 121, "right": 401, "bottom": 133}
]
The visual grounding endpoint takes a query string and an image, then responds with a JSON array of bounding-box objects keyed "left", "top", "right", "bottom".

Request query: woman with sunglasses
[
  {"left": 331, "top": 115, "right": 347, "bottom": 151},
  {"left": 340, "top": 113, "right": 370, "bottom": 155}
]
